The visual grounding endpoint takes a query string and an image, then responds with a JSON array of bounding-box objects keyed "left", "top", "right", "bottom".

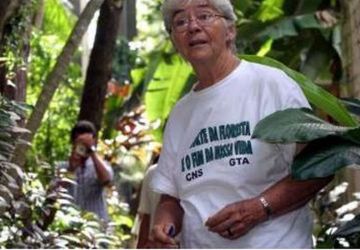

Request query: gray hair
[{"left": 162, "top": 0, "right": 237, "bottom": 33}]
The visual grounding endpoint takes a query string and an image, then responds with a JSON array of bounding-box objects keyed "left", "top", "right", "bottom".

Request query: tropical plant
[
  {"left": 235, "top": 0, "right": 342, "bottom": 81},
  {"left": 99, "top": 105, "right": 160, "bottom": 214},
  {"left": 0, "top": 94, "right": 133, "bottom": 248},
  {"left": 0, "top": 97, "right": 28, "bottom": 236},
  {"left": 27, "top": 32, "right": 82, "bottom": 166},
  {"left": 253, "top": 107, "right": 359, "bottom": 179},
  {"left": 252, "top": 104, "right": 360, "bottom": 247},
  {"left": 19, "top": 0, "right": 82, "bottom": 167},
  {"left": 0, "top": 0, "right": 39, "bottom": 101},
  {"left": 144, "top": 42, "right": 194, "bottom": 140},
  {"left": 101, "top": 37, "right": 140, "bottom": 140},
  {"left": 12, "top": 0, "right": 105, "bottom": 168}
]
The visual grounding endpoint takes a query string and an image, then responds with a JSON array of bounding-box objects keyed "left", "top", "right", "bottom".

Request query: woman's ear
[{"left": 226, "top": 23, "right": 236, "bottom": 43}]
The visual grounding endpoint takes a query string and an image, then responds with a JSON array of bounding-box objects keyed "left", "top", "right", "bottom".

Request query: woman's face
[{"left": 169, "top": 0, "right": 235, "bottom": 64}]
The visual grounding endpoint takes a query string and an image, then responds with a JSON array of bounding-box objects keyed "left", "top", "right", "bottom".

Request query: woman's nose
[{"left": 187, "top": 17, "right": 202, "bottom": 32}]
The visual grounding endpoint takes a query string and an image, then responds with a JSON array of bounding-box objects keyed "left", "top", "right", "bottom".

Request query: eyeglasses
[{"left": 171, "top": 11, "right": 226, "bottom": 33}]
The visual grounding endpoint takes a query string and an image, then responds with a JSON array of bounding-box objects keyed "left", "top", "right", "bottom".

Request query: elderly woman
[{"left": 149, "top": 0, "right": 332, "bottom": 248}]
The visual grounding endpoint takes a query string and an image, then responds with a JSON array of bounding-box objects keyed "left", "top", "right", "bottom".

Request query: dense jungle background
[{"left": 1, "top": 0, "right": 360, "bottom": 248}]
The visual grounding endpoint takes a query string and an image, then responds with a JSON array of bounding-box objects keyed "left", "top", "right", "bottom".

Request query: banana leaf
[
  {"left": 252, "top": 108, "right": 360, "bottom": 179},
  {"left": 241, "top": 55, "right": 358, "bottom": 127},
  {"left": 292, "top": 137, "right": 360, "bottom": 179},
  {"left": 252, "top": 0, "right": 284, "bottom": 22},
  {"left": 238, "top": 13, "right": 324, "bottom": 44},
  {"left": 252, "top": 108, "right": 360, "bottom": 144},
  {"left": 144, "top": 53, "right": 193, "bottom": 140}
]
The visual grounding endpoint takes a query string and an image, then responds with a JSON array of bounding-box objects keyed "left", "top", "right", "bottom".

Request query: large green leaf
[
  {"left": 252, "top": 108, "right": 360, "bottom": 179},
  {"left": 43, "top": 0, "right": 75, "bottom": 41},
  {"left": 300, "top": 33, "right": 335, "bottom": 80},
  {"left": 252, "top": 0, "right": 285, "bottom": 22},
  {"left": 238, "top": 13, "right": 323, "bottom": 44},
  {"left": 292, "top": 137, "right": 360, "bottom": 179},
  {"left": 145, "top": 54, "right": 193, "bottom": 140},
  {"left": 283, "top": 0, "right": 324, "bottom": 14},
  {"left": 258, "top": 14, "right": 320, "bottom": 39},
  {"left": 232, "top": 0, "right": 252, "bottom": 14},
  {"left": 241, "top": 55, "right": 358, "bottom": 127},
  {"left": 252, "top": 108, "right": 360, "bottom": 143}
]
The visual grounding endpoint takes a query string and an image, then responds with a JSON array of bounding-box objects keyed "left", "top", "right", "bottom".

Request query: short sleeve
[{"left": 281, "top": 72, "right": 311, "bottom": 110}]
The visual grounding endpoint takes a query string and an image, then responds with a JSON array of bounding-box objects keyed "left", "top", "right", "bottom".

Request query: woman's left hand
[{"left": 205, "top": 198, "right": 267, "bottom": 240}]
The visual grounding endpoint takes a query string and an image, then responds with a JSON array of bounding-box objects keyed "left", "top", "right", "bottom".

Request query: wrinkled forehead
[{"left": 172, "top": 0, "right": 216, "bottom": 17}]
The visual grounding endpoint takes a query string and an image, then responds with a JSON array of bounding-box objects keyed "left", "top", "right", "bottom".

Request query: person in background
[
  {"left": 149, "top": 0, "right": 333, "bottom": 248},
  {"left": 134, "top": 163, "right": 160, "bottom": 248},
  {"left": 131, "top": 148, "right": 163, "bottom": 248},
  {"left": 57, "top": 120, "right": 113, "bottom": 222}
]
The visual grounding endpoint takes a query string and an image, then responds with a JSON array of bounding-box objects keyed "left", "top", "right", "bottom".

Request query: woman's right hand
[{"left": 150, "top": 223, "right": 179, "bottom": 248}]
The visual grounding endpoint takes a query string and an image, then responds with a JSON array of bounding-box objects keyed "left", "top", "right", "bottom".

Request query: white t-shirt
[{"left": 150, "top": 60, "right": 313, "bottom": 248}]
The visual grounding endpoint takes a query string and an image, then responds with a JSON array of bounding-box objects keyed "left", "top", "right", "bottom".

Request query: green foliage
[
  {"left": 99, "top": 106, "right": 159, "bottom": 183},
  {"left": 27, "top": 1, "right": 81, "bottom": 165},
  {"left": 1, "top": 0, "right": 39, "bottom": 79},
  {"left": 294, "top": 137, "right": 360, "bottom": 179},
  {"left": 1, "top": 0, "right": 351, "bottom": 247},
  {"left": 42, "top": 0, "right": 75, "bottom": 40},
  {"left": 252, "top": 105, "right": 360, "bottom": 247},
  {"left": 0, "top": 96, "right": 34, "bottom": 247},
  {"left": 102, "top": 38, "right": 140, "bottom": 139},
  {"left": 144, "top": 45, "right": 194, "bottom": 140},
  {"left": 252, "top": 0, "right": 284, "bottom": 22},
  {"left": 107, "top": 190, "right": 134, "bottom": 244},
  {"left": 252, "top": 108, "right": 360, "bottom": 179},
  {"left": 112, "top": 38, "right": 138, "bottom": 84},
  {"left": 253, "top": 108, "right": 360, "bottom": 144},
  {"left": 241, "top": 55, "right": 358, "bottom": 127},
  {"left": 1, "top": 170, "right": 130, "bottom": 248},
  {"left": 0, "top": 96, "right": 132, "bottom": 247},
  {"left": 27, "top": 31, "right": 82, "bottom": 165},
  {"left": 135, "top": 0, "right": 166, "bottom": 53},
  {"left": 235, "top": 0, "right": 341, "bottom": 85},
  {"left": 0, "top": 96, "right": 28, "bottom": 160}
]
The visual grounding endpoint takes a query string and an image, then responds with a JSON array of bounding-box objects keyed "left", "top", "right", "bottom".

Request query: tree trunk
[
  {"left": 12, "top": 0, "right": 105, "bottom": 167},
  {"left": 0, "top": 0, "right": 20, "bottom": 40},
  {"left": 2, "top": 0, "right": 33, "bottom": 102},
  {"left": 78, "top": 0, "right": 124, "bottom": 132},
  {"left": 33, "top": 0, "right": 45, "bottom": 29},
  {"left": 342, "top": 0, "right": 360, "bottom": 201},
  {"left": 0, "top": 0, "right": 21, "bottom": 98}
]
